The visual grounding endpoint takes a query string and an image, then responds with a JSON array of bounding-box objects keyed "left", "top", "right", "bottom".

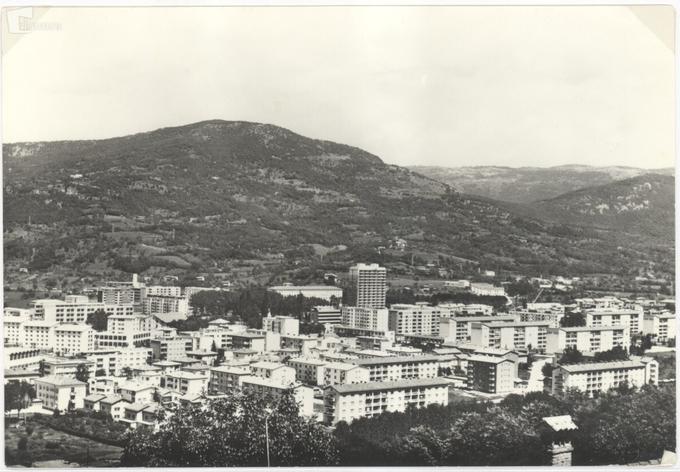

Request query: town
[{"left": 3, "top": 262, "right": 676, "bottom": 466}]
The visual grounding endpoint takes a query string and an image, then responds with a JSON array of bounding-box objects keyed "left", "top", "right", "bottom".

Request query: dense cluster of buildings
[{"left": 3, "top": 264, "right": 673, "bottom": 431}]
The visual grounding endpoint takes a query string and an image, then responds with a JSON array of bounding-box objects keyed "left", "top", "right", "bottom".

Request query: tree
[
  {"left": 541, "top": 362, "right": 553, "bottom": 379},
  {"left": 593, "top": 346, "right": 629, "bottom": 363},
  {"left": 4, "top": 381, "right": 35, "bottom": 417},
  {"left": 95, "top": 368, "right": 106, "bottom": 377},
  {"left": 120, "top": 390, "right": 339, "bottom": 466},
  {"left": 121, "top": 367, "right": 133, "bottom": 380},
  {"left": 559, "top": 346, "right": 584, "bottom": 365},
  {"left": 86, "top": 309, "right": 109, "bottom": 332},
  {"left": 75, "top": 363, "right": 90, "bottom": 384},
  {"left": 560, "top": 312, "right": 586, "bottom": 327}
]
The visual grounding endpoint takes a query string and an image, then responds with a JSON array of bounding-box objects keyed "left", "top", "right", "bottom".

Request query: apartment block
[
  {"left": 388, "top": 304, "right": 442, "bottom": 336},
  {"left": 54, "top": 324, "right": 95, "bottom": 355},
  {"left": 465, "top": 355, "right": 515, "bottom": 394},
  {"left": 241, "top": 376, "right": 314, "bottom": 417},
  {"left": 287, "top": 357, "right": 327, "bottom": 385},
  {"left": 643, "top": 312, "right": 676, "bottom": 342},
  {"left": 262, "top": 315, "right": 300, "bottom": 336},
  {"left": 353, "top": 355, "right": 439, "bottom": 382},
  {"left": 552, "top": 358, "right": 658, "bottom": 396},
  {"left": 209, "top": 365, "right": 251, "bottom": 393},
  {"left": 349, "top": 263, "right": 387, "bottom": 308},
  {"left": 250, "top": 361, "right": 296, "bottom": 385},
  {"left": 546, "top": 325, "right": 630, "bottom": 354},
  {"left": 4, "top": 347, "right": 44, "bottom": 371},
  {"left": 311, "top": 306, "right": 342, "bottom": 325},
  {"left": 150, "top": 336, "right": 193, "bottom": 361},
  {"left": 323, "top": 378, "right": 449, "bottom": 425},
  {"left": 341, "top": 306, "right": 389, "bottom": 332},
  {"left": 268, "top": 284, "right": 343, "bottom": 302},
  {"left": 439, "top": 315, "right": 517, "bottom": 343},
  {"left": 322, "top": 362, "right": 370, "bottom": 386},
  {"left": 34, "top": 375, "right": 87, "bottom": 412},
  {"left": 470, "top": 321, "right": 551, "bottom": 351},
  {"left": 32, "top": 297, "right": 134, "bottom": 324}
]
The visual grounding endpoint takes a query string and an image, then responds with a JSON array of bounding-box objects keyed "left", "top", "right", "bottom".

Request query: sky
[{"left": 1, "top": 6, "right": 675, "bottom": 169}]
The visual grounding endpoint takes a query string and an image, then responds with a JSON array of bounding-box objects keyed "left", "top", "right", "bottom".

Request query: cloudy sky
[{"left": 2, "top": 6, "right": 675, "bottom": 168}]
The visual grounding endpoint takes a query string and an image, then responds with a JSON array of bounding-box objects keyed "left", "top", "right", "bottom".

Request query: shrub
[{"left": 17, "top": 437, "right": 28, "bottom": 451}]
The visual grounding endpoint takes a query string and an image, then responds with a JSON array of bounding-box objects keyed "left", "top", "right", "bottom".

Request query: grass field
[{"left": 5, "top": 419, "right": 122, "bottom": 467}]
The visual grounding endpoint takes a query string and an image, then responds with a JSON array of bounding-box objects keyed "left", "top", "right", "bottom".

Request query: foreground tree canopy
[{"left": 120, "top": 390, "right": 338, "bottom": 467}]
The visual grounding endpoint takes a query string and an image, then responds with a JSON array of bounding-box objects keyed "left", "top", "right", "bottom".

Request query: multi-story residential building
[
  {"left": 162, "top": 371, "right": 209, "bottom": 396},
  {"left": 348, "top": 263, "right": 387, "bottom": 308},
  {"left": 575, "top": 297, "right": 624, "bottom": 311},
  {"left": 98, "top": 286, "right": 137, "bottom": 306},
  {"left": 144, "top": 295, "right": 189, "bottom": 316},
  {"left": 287, "top": 357, "right": 327, "bottom": 385},
  {"left": 146, "top": 285, "right": 182, "bottom": 297},
  {"left": 54, "top": 324, "right": 95, "bottom": 355},
  {"left": 42, "top": 357, "right": 94, "bottom": 377},
  {"left": 118, "top": 381, "right": 155, "bottom": 404},
  {"left": 280, "top": 335, "right": 317, "bottom": 355},
  {"left": 643, "top": 312, "right": 676, "bottom": 342},
  {"left": 21, "top": 321, "right": 57, "bottom": 350},
  {"left": 310, "top": 306, "right": 342, "bottom": 325},
  {"left": 267, "top": 284, "right": 343, "bottom": 302},
  {"left": 341, "top": 306, "right": 389, "bottom": 332},
  {"left": 4, "top": 347, "right": 44, "bottom": 371},
  {"left": 388, "top": 304, "right": 442, "bottom": 336},
  {"left": 437, "top": 303, "right": 494, "bottom": 317},
  {"left": 100, "top": 395, "right": 129, "bottom": 420},
  {"left": 439, "top": 315, "right": 517, "bottom": 343},
  {"left": 150, "top": 336, "right": 193, "bottom": 361},
  {"left": 352, "top": 355, "right": 439, "bottom": 382},
  {"left": 34, "top": 375, "right": 87, "bottom": 412},
  {"left": 209, "top": 366, "right": 251, "bottom": 393},
  {"left": 512, "top": 306, "right": 565, "bottom": 328},
  {"left": 3, "top": 309, "right": 31, "bottom": 345},
  {"left": 356, "top": 336, "right": 393, "bottom": 351},
  {"left": 546, "top": 325, "right": 630, "bottom": 354},
  {"left": 262, "top": 315, "right": 300, "bottom": 336},
  {"left": 470, "top": 321, "right": 551, "bottom": 351},
  {"left": 230, "top": 332, "right": 268, "bottom": 352},
  {"left": 241, "top": 376, "right": 314, "bottom": 416},
  {"left": 552, "top": 358, "right": 659, "bottom": 396},
  {"left": 585, "top": 309, "right": 637, "bottom": 332},
  {"left": 465, "top": 355, "right": 516, "bottom": 393},
  {"left": 331, "top": 324, "right": 391, "bottom": 339},
  {"left": 82, "top": 348, "right": 151, "bottom": 376},
  {"left": 322, "top": 362, "right": 370, "bottom": 386},
  {"left": 323, "top": 378, "right": 449, "bottom": 425},
  {"left": 95, "top": 331, "right": 151, "bottom": 350},
  {"left": 32, "top": 296, "right": 134, "bottom": 324},
  {"left": 469, "top": 283, "right": 506, "bottom": 297},
  {"left": 250, "top": 361, "right": 296, "bottom": 385}
]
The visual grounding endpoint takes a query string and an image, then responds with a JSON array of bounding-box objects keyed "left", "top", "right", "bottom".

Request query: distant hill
[
  {"left": 530, "top": 174, "right": 675, "bottom": 240},
  {"left": 2, "top": 121, "right": 674, "bottom": 283},
  {"left": 409, "top": 165, "right": 674, "bottom": 203}
]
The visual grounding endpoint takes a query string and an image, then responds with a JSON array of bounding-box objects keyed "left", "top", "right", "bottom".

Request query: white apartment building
[
  {"left": 586, "top": 309, "right": 641, "bottom": 335},
  {"left": 262, "top": 315, "right": 300, "bottom": 336},
  {"left": 575, "top": 297, "right": 624, "bottom": 311},
  {"left": 267, "top": 284, "right": 343, "bottom": 302},
  {"left": 341, "top": 306, "right": 389, "bottom": 332},
  {"left": 42, "top": 357, "right": 94, "bottom": 377},
  {"left": 144, "top": 295, "right": 189, "bottom": 316},
  {"left": 241, "top": 376, "right": 314, "bottom": 417},
  {"left": 32, "top": 297, "right": 134, "bottom": 324},
  {"left": 83, "top": 348, "right": 151, "bottom": 376},
  {"left": 466, "top": 355, "right": 516, "bottom": 394},
  {"left": 146, "top": 285, "right": 182, "bottom": 297},
  {"left": 3, "top": 309, "right": 32, "bottom": 345},
  {"left": 643, "top": 312, "right": 676, "bottom": 342},
  {"left": 322, "top": 362, "right": 370, "bottom": 386},
  {"left": 469, "top": 283, "right": 506, "bottom": 297},
  {"left": 162, "top": 371, "right": 209, "bottom": 396},
  {"left": 437, "top": 303, "right": 494, "bottom": 317},
  {"left": 546, "top": 325, "right": 630, "bottom": 354},
  {"left": 552, "top": 358, "right": 658, "bottom": 396},
  {"left": 439, "top": 315, "right": 518, "bottom": 343},
  {"left": 287, "top": 357, "right": 328, "bottom": 385},
  {"left": 34, "top": 375, "right": 87, "bottom": 412},
  {"left": 21, "top": 321, "right": 58, "bottom": 350},
  {"left": 470, "top": 321, "right": 551, "bottom": 351},
  {"left": 311, "top": 306, "right": 342, "bottom": 325},
  {"left": 324, "top": 378, "right": 449, "bottom": 425},
  {"left": 388, "top": 304, "right": 442, "bottom": 336},
  {"left": 349, "top": 263, "right": 387, "bottom": 308},
  {"left": 54, "top": 324, "right": 95, "bottom": 355},
  {"left": 209, "top": 366, "right": 251, "bottom": 393},
  {"left": 353, "top": 355, "right": 439, "bottom": 382},
  {"left": 250, "top": 361, "right": 296, "bottom": 385}
]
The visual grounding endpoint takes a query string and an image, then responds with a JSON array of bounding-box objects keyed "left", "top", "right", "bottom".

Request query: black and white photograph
[{"left": 0, "top": 3, "right": 676, "bottom": 468}]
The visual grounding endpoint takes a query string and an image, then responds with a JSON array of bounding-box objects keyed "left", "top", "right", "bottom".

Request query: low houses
[{"left": 99, "top": 395, "right": 128, "bottom": 420}]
